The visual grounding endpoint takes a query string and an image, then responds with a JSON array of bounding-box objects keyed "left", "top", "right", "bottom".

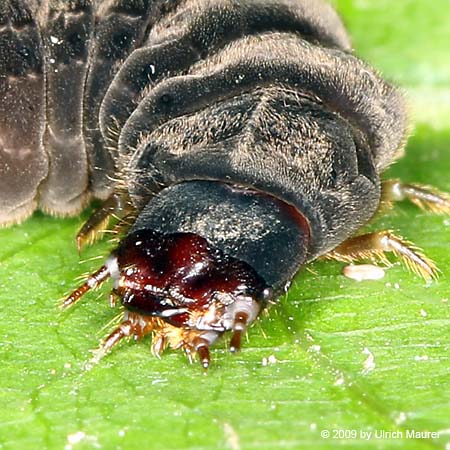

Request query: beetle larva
[{"left": 1, "top": 0, "right": 449, "bottom": 368}]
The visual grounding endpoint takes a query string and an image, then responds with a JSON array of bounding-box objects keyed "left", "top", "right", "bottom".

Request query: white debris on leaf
[
  {"left": 223, "top": 422, "right": 241, "bottom": 450},
  {"left": 262, "top": 355, "right": 277, "bottom": 366},
  {"left": 394, "top": 411, "right": 407, "bottom": 425},
  {"left": 66, "top": 431, "right": 85, "bottom": 447},
  {"left": 343, "top": 264, "right": 385, "bottom": 281},
  {"left": 65, "top": 432, "right": 100, "bottom": 450},
  {"left": 361, "top": 347, "right": 375, "bottom": 374},
  {"left": 151, "top": 378, "right": 168, "bottom": 385}
]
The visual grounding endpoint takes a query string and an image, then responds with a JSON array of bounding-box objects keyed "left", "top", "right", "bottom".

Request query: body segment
[
  {"left": 39, "top": 0, "right": 94, "bottom": 215},
  {"left": 0, "top": 0, "right": 47, "bottom": 225}
]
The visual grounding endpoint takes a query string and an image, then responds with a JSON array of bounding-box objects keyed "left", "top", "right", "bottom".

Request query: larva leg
[
  {"left": 325, "top": 231, "right": 438, "bottom": 281},
  {"left": 97, "top": 320, "right": 134, "bottom": 355},
  {"left": 89, "top": 316, "right": 154, "bottom": 366},
  {"left": 76, "top": 192, "right": 132, "bottom": 250},
  {"left": 60, "top": 264, "right": 111, "bottom": 309},
  {"left": 382, "top": 179, "right": 450, "bottom": 214},
  {"left": 179, "top": 332, "right": 222, "bottom": 370},
  {"left": 91, "top": 313, "right": 220, "bottom": 369}
]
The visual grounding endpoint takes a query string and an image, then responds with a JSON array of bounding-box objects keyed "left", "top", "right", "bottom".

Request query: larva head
[{"left": 108, "top": 229, "right": 270, "bottom": 337}]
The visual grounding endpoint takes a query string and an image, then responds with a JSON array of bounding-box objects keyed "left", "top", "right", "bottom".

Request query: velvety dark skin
[{"left": 0, "top": 0, "right": 354, "bottom": 224}]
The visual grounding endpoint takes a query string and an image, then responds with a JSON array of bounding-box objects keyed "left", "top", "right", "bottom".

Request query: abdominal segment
[
  {"left": 0, "top": 1, "right": 48, "bottom": 225},
  {"left": 39, "top": 1, "right": 94, "bottom": 216}
]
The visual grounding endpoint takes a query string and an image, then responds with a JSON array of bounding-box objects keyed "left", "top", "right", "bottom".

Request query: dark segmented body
[{"left": 0, "top": 0, "right": 405, "bottom": 231}]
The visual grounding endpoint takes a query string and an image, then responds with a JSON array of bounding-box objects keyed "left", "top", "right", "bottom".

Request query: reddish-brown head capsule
[{"left": 113, "top": 229, "right": 268, "bottom": 331}]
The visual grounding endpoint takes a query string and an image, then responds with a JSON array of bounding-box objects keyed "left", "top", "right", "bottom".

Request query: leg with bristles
[
  {"left": 76, "top": 192, "right": 131, "bottom": 250},
  {"left": 89, "top": 313, "right": 161, "bottom": 366},
  {"left": 60, "top": 264, "right": 111, "bottom": 309},
  {"left": 100, "top": 320, "right": 134, "bottom": 354},
  {"left": 229, "top": 311, "right": 249, "bottom": 353},
  {"left": 325, "top": 230, "right": 438, "bottom": 281},
  {"left": 382, "top": 179, "right": 450, "bottom": 214},
  {"left": 151, "top": 332, "right": 166, "bottom": 359},
  {"left": 88, "top": 320, "right": 135, "bottom": 367}
]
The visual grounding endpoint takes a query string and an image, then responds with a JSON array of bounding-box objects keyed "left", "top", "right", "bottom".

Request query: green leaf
[{"left": 1, "top": 2, "right": 449, "bottom": 449}]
